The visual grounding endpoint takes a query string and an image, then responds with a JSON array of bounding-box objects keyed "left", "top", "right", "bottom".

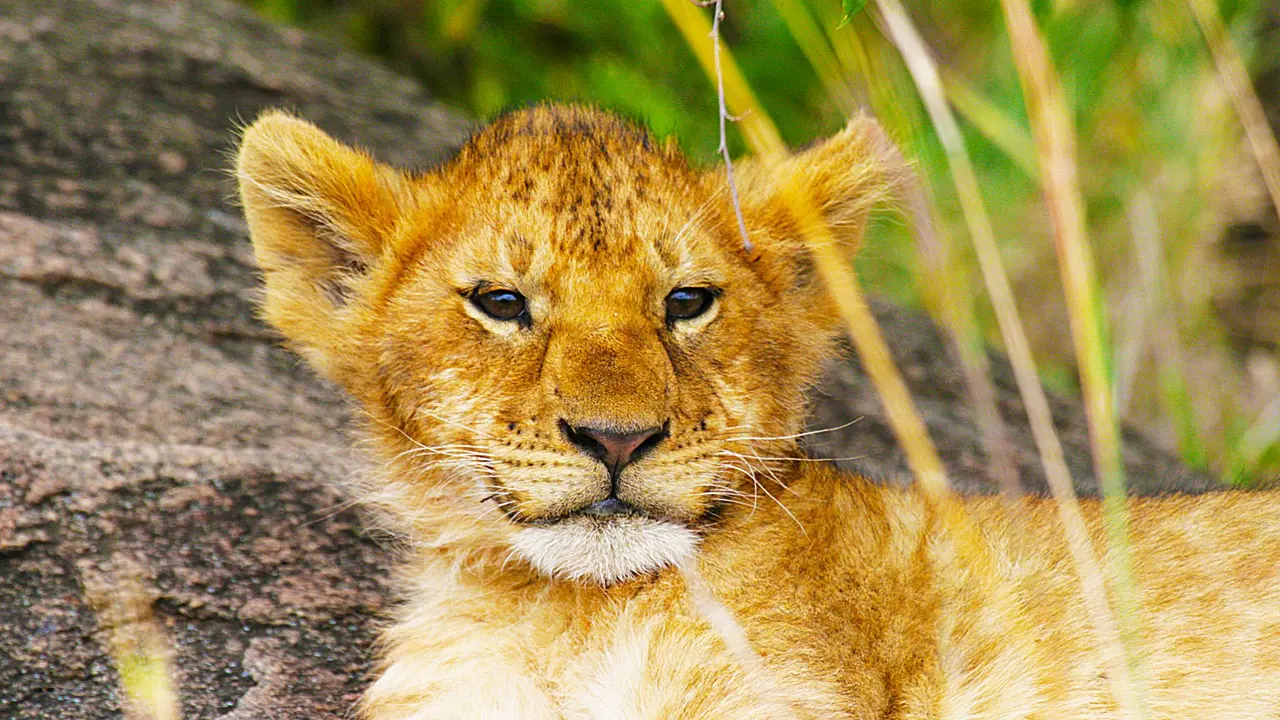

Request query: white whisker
[{"left": 721, "top": 417, "right": 864, "bottom": 443}]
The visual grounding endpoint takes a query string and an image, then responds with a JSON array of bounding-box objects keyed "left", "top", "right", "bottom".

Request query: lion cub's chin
[{"left": 509, "top": 515, "right": 699, "bottom": 585}]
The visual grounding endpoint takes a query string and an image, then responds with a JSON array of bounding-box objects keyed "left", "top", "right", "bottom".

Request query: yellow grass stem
[
  {"left": 662, "top": 0, "right": 948, "bottom": 495},
  {"left": 938, "top": 70, "right": 1038, "bottom": 178},
  {"left": 83, "top": 565, "right": 181, "bottom": 720},
  {"left": 901, "top": 180, "right": 1022, "bottom": 500},
  {"left": 998, "top": 0, "right": 1148, "bottom": 715},
  {"left": 803, "top": 211, "right": 951, "bottom": 493},
  {"left": 768, "top": 0, "right": 854, "bottom": 112},
  {"left": 1123, "top": 192, "right": 1209, "bottom": 470},
  {"left": 1113, "top": 198, "right": 1157, "bottom": 415},
  {"left": 662, "top": 0, "right": 781, "bottom": 157},
  {"left": 1186, "top": 0, "right": 1280, "bottom": 227},
  {"left": 1229, "top": 393, "right": 1280, "bottom": 483},
  {"left": 774, "top": 1, "right": 1020, "bottom": 497},
  {"left": 877, "top": 0, "right": 1143, "bottom": 710}
]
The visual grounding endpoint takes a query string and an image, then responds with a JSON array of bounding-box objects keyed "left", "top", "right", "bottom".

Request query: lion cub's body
[
  {"left": 235, "top": 105, "right": 1280, "bottom": 719},
  {"left": 369, "top": 470, "right": 1280, "bottom": 719}
]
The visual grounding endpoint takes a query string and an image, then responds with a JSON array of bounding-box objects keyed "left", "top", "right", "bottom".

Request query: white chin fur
[{"left": 510, "top": 516, "right": 698, "bottom": 585}]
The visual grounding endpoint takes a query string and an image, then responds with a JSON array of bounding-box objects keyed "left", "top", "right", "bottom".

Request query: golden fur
[{"left": 236, "top": 104, "right": 1280, "bottom": 719}]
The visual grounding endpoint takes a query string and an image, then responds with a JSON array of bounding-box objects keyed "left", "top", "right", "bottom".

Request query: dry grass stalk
[
  {"left": 997, "top": 0, "right": 1148, "bottom": 715},
  {"left": 876, "top": 0, "right": 1142, "bottom": 709},
  {"left": 1114, "top": 195, "right": 1156, "bottom": 414},
  {"left": 679, "top": 557, "right": 797, "bottom": 717},
  {"left": 1231, "top": 392, "right": 1280, "bottom": 481},
  {"left": 785, "top": 4, "right": 1022, "bottom": 498},
  {"left": 767, "top": 0, "right": 1020, "bottom": 497},
  {"left": 937, "top": 69, "right": 1038, "bottom": 178},
  {"left": 1124, "top": 189, "right": 1209, "bottom": 469},
  {"left": 901, "top": 179, "right": 1021, "bottom": 501},
  {"left": 1186, "top": 0, "right": 1280, "bottom": 226},
  {"left": 82, "top": 560, "right": 181, "bottom": 720},
  {"left": 768, "top": 0, "right": 854, "bottom": 111},
  {"left": 804, "top": 208, "right": 952, "bottom": 493}
]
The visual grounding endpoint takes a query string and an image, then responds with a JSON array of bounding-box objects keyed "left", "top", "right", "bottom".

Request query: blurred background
[{"left": 238, "top": 0, "right": 1280, "bottom": 483}]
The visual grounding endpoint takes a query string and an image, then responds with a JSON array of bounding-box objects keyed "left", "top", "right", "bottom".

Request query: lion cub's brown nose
[{"left": 561, "top": 422, "right": 668, "bottom": 475}]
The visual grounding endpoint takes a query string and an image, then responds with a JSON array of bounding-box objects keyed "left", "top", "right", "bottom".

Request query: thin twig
[{"left": 693, "top": 0, "right": 754, "bottom": 254}]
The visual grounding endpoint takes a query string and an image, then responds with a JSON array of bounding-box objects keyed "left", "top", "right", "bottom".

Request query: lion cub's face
[{"left": 237, "top": 105, "right": 895, "bottom": 584}]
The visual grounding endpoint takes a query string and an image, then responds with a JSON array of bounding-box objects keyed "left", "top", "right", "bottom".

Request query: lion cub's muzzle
[{"left": 531, "top": 419, "right": 671, "bottom": 521}]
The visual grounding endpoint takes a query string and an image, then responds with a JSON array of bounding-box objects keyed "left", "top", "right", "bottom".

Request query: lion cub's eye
[
  {"left": 665, "top": 287, "right": 716, "bottom": 323},
  {"left": 472, "top": 288, "right": 528, "bottom": 323}
]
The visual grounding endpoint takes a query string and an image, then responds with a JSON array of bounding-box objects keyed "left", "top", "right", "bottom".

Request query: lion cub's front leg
[
  {"left": 358, "top": 582, "right": 558, "bottom": 720},
  {"left": 360, "top": 646, "right": 558, "bottom": 720},
  {"left": 361, "top": 612, "right": 809, "bottom": 720}
]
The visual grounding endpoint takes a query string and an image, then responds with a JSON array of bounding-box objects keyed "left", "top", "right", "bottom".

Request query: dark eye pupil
[
  {"left": 666, "top": 287, "right": 714, "bottom": 321},
  {"left": 473, "top": 289, "right": 526, "bottom": 322}
]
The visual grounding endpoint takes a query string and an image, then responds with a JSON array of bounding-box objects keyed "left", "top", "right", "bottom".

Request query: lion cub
[{"left": 236, "top": 105, "right": 1279, "bottom": 719}]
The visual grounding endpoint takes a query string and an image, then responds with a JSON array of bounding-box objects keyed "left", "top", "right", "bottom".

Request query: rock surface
[
  {"left": 0, "top": 0, "right": 465, "bottom": 716},
  {"left": 0, "top": 0, "right": 1214, "bottom": 717}
]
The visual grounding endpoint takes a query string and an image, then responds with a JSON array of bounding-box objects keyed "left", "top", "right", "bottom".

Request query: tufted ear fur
[
  {"left": 235, "top": 111, "right": 414, "bottom": 380},
  {"left": 735, "top": 116, "right": 905, "bottom": 262}
]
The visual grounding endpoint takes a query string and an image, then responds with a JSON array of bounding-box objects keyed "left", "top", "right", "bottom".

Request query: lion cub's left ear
[
  {"left": 736, "top": 116, "right": 905, "bottom": 258},
  {"left": 236, "top": 110, "right": 413, "bottom": 379}
]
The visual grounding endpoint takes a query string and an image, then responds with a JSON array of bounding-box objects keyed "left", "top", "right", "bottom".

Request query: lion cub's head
[{"left": 237, "top": 105, "right": 897, "bottom": 584}]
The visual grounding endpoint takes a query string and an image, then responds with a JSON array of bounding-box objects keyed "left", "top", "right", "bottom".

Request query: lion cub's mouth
[
  {"left": 509, "top": 513, "right": 699, "bottom": 585},
  {"left": 495, "top": 454, "right": 713, "bottom": 583},
  {"left": 510, "top": 493, "right": 682, "bottom": 527},
  {"left": 506, "top": 493, "right": 701, "bottom": 585},
  {"left": 575, "top": 496, "right": 643, "bottom": 518}
]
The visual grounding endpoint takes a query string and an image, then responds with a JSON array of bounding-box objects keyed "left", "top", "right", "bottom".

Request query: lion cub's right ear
[{"left": 236, "top": 111, "right": 413, "bottom": 380}]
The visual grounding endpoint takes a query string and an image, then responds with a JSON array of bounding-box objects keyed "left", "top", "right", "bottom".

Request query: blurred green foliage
[{"left": 244, "top": 0, "right": 846, "bottom": 162}]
